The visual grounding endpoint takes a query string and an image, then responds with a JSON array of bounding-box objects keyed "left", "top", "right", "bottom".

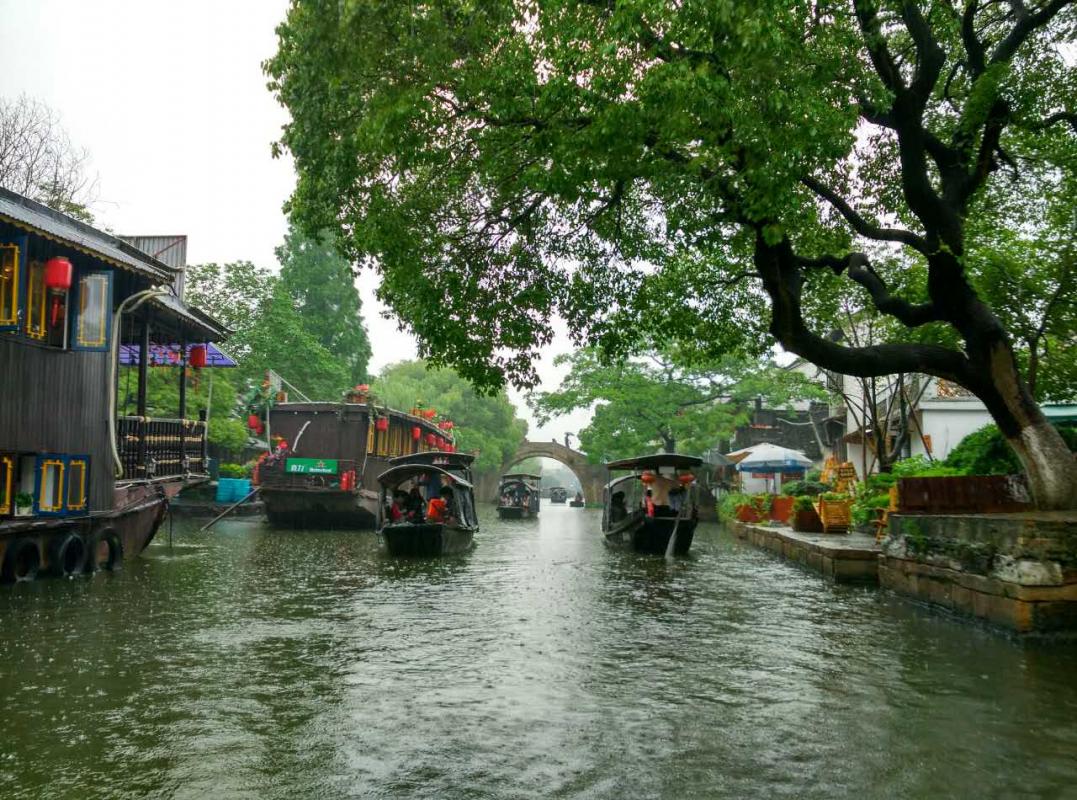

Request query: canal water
[{"left": 2, "top": 507, "right": 1077, "bottom": 799}]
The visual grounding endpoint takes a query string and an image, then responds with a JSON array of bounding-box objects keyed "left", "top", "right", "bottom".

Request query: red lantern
[
  {"left": 445, "top": 443, "right": 456, "bottom": 453},
  {"left": 439, "top": 420, "right": 454, "bottom": 431},
  {"left": 423, "top": 408, "right": 436, "bottom": 420},
  {"left": 44, "top": 256, "right": 73, "bottom": 290},
  {"left": 247, "top": 414, "right": 261, "bottom": 430},
  {"left": 425, "top": 433, "right": 437, "bottom": 446},
  {"left": 375, "top": 417, "right": 389, "bottom": 432},
  {"left": 356, "top": 384, "right": 370, "bottom": 394},
  {"left": 640, "top": 471, "right": 656, "bottom": 485},
  {"left": 678, "top": 473, "right": 695, "bottom": 485},
  {"left": 189, "top": 345, "right": 208, "bottom": 369},
  {"left": 411, "top": 426, "right": 421, "bottom": 441},
  {"left": 44, "top": 256, "right": 73, "bottom": 327}
]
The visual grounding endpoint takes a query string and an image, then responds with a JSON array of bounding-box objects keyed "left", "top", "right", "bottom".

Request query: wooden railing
[{"left": 117, "top": 415, "right": 208, "bottom": 481}]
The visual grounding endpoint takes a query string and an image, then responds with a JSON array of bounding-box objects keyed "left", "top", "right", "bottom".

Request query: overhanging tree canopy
[{"left": 267, "top": 1, "right": 1077, "bottom": 508}]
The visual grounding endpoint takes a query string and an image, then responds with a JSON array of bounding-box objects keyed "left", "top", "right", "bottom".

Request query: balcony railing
[{"left": 117, "top": 415, "right": 208, "bottom": 481}]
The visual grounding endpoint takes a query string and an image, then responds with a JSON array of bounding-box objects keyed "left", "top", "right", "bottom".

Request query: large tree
[
  {"left": 531, "top": 348, "right": 824, "bottom": 460},
  {"left": 268, "top": 1, "right": 1077, "bottom": 508},
  {"left": 185, "top": 260, "right": 350, "bottom": 400},
  {"left": 277, "top": 225, "right": 372, "bottom": 384},
  {"left": 374, "top": 359, "right": 528, "bottom": 471}
]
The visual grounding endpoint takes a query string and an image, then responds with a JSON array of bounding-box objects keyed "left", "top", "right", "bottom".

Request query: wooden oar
[
  {"left": 200, "top": 488, "right": 259, "bottom": 532},
  {"left": 665, "top": 505, "right": 685, "bottom": 560}
]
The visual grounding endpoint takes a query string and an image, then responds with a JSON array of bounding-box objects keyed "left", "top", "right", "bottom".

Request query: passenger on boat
[
  {"left": 644, "top": 489, "right": 656, "bottom": 518},
  {"left": 649, "top": 473, "right": 677, "bottom": 516},
  {"left": 406, "top": 487, "right": 425, "bottom": 522},
  {"left": 426, "top": 486, "right": 455, "bottom": 524},
  {"left": 610, "top": 491, "right": 627, "bottom": 522},
  {"left": 389, "top": 491, "right": 408, "bottom": 523}
]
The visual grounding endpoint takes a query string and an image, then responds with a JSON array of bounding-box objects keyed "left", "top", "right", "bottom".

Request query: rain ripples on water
[{"left": 2, "top": 507, "right": 1076, "bottom": 799}]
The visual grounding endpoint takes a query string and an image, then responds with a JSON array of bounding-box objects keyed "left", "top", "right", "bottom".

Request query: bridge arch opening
[{"left": 487, "top": 440, "right": 607, "bottom": 505}]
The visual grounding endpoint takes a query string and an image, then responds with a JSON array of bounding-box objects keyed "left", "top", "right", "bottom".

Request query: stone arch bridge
[{"left": 475, "top": 440, "right": 607, "bottom": 505}]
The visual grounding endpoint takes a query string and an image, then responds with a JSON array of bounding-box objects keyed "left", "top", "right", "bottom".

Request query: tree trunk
[
  {"left": 755, "top": 234, "right": 1077, "bottom": 510},
  {"left": 974, "top": 341, "right": 1077, "bottom": 510}
]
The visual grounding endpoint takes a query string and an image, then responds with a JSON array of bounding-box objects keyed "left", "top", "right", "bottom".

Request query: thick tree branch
[
  {"left": 801, "top": 176, "right": 930, "bottom": 253},
  {"left": 991, "top": 0, "right": 1074, "bottom": 66}
]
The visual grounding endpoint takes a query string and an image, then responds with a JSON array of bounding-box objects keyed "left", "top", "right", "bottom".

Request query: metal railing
[{"left": 117, "top": 415, "right": 208, "bottom": 481}]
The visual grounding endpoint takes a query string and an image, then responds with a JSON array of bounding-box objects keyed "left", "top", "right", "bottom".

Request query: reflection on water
[{"left": 2, "top": 506, "right": 1077, "bottom": 799}]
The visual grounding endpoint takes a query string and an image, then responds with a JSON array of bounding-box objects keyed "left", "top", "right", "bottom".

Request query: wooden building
[{"left": 0, "top": 187, "right": 227, "bottom": 580}]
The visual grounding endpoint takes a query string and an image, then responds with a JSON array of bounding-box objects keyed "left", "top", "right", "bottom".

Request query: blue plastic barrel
[
  {"left": 216, "top": 478, "right": 235, "bottom": 503},
  {"left": 232, "top": 479, "right": 252, "bottom": 502}
]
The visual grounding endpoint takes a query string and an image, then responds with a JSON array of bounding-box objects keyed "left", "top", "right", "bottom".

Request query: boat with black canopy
[
  {"left": 602, "top": 454, "right": 702, "bottom": 555},
  {"left": 376, "top": 452, "right": 477, "bottom": 556},
  {"left": 549, "top": 486, "right": 568, "bottom": 504},
  {"left": 496, "top": 473, "right": 541, "bottom": 519},
  {"left": 569, "top": 492, "right": 585, "bottom": 508}
]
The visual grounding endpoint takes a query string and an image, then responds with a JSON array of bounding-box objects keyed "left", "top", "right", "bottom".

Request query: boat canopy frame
[{"left": 605, "top": 454, "right": 703, "bottom": 472}]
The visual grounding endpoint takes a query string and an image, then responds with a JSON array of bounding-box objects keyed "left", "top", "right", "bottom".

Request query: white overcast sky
[{"left": 0, "top": 0, "right": 590, "bottom": 443}]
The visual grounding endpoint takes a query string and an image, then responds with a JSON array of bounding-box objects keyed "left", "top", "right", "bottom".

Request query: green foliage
[
  {"left": 820, "top": 492, "right": 852, "bottom": 502},
  {"left": 530, "top": 347, "right": 824, "bottom": 462},
  {"left": 718, "top": 492, "right": 753, "bottom": 520},
  {"left": 890, "top": 455, "right": 966, "bottom": 478},
  {"left": 793, "top": 496, "right": 815, "bottom": 513},
  {"left": 852, "top": 492, "right": 891, "bottom": 526},
  {"left": 944, "top": 423, "right": 1077, "bottom": 476},
  {"left": 277, "top": 226, "right": 372, "bottom": 385},
  {"left": 185, "top": 240, "right": 359, "bottom": 402},
  {"left": 119, "top": 366, "right": 248, "bottom": 453},
  {"left": 218, "top": 463, "right": 248, "bottom": 478},
  {"left": 373, "top": 359, "right": 527, "bottom": 472},
  {"left": 805, "top": 469, "right": 822, "bottom": 483},
  {"left": 15, "top": 492, "right": 33, "bottom": 508},
  {"left": 780, "top": 480, "right": 829, "bottom": 497}
]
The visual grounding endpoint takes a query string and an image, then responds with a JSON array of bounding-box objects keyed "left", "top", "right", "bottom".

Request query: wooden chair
[
  {"left": 872, "top": 485, "right": 900, "bottom": 543},
  {"left": 816, "top": 498, "right": 851, "bottom": 534}
]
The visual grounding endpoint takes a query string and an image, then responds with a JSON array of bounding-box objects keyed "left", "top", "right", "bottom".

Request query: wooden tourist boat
[
  {"left": 377, "top": 452, "right": 478, "bottom": 556},
  {"left": 569, "top": 492, "right": 585, "bottom": 508},
  {"left": 0, "top": 188, "right": 228, "bottom": 581},
  {"left": 496, "top": 473, "right": 541, "bottom": 519},
  {"left": 549, "top": 486, "right": 568, "bottom": 504},
  {"left": 258, "top": 400, "right": 454, "bottom": 530},
  {"left": 602, "top": 454, "right": 703, "bottom": 555}
]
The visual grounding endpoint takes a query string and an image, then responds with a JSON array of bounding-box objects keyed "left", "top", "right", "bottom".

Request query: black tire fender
[
  {"left": 85, "top": 528, "right": 123, "bottom": 573},
  {"left": 48, "top": 532, "right": 87, "bottom": 577},
  {"left": 2, "top": 538, "right": 41, "bottom": 583}
]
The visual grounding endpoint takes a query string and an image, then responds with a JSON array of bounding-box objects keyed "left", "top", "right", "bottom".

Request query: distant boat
[
  {"left": 376, "top": 452, "right": 477, "bottom": 557},
  {"left": 496, "top": 473, "right": 541, "bottom": 519},
  {"left": 549, "top": 486, "right": 568, "bottom": 504},
  {"left": 569, "top": 492, "right": 585, "bottom": 508},
  {"left": 602, "top": 454, "right": 702, "bottom": 555}
]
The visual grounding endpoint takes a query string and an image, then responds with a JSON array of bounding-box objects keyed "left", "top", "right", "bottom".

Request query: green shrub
[
  {"left": 793, "top": 495, "right": 815, "bottom": 512},
  {"left": 820, "top": 491, "right": 852, "bottom": 501},
  {"left": 852, "top": 492, "right": 891, "bottom": 525},
  {"left": 718, "top": 492, "right": 753, "bottom": 519},
  {"left": 944, "top": 423, "right": 1077, "bottom": 476},
  {"left": 863, "top": 472, "right": 897, "bottom": 493},
  {"left": 891, "top": 455, "right": 965, "bottom": 478},
  {"left": 781, "top": 479, "right": 829, "bottom": 497},
  {"left": 805, "top": 468, "right": 823, "bottom": 483},
  {"left": 218, "top": 462, "right": 248, "bottom": 478}
]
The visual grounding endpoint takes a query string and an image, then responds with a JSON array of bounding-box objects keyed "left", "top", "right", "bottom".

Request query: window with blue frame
[
  {"left": 73, "top": 271, "right": 112, "bottom": 350},
  {"left": 33, "top": 454, "right": 89, "bottom": 516},
  {"left": 0, "top": 245, "right": 18, "bottom": 328}
]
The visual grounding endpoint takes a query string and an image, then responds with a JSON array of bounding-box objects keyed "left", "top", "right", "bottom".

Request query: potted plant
[
  {"left": 769, "top": 495, "right": 795, "bottom": 524},
  {"left": 790, "top": 496, "right": 823, "bottom": 533},
  {"left": 14, "top": 492, "right": 34, "bottom": 517}
]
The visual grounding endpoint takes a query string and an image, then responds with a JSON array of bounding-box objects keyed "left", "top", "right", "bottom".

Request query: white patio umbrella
[{"left": 731, "top": 443, "right": 813, "bottom": 473}]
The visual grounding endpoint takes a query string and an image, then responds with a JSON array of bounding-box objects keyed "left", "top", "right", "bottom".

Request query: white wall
[{"left": 914, "top": 402, "right": 993, "bottom": 461}]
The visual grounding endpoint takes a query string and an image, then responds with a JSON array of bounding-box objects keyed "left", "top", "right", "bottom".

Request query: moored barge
[
  {"left": 0, "top": 188, "right": 228, "bottom": 581},
  {"left": 257, "top": 400, "right": 456, "bottom": 529}
]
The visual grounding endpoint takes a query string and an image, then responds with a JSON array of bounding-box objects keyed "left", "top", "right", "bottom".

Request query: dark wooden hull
[
  {"left": 261, "top": 487, "right": 378, "bottom": 530},
  {"left": 569, "top": 500, "right": 585, "bottom": 507},
  {"left": 380, "top": 523, "right": 474, "bottom": 557},
  {"left": 497, "top": 505, "right": 537, "bottom": 519},
  {"left": 604, "top": 515, "right": 696, "bottom": 555},
  {"left": 550, "top": 498, "right": 566, "bottom": 504},
  {"left": 0, "top": 478, "right": 188, "bottom": 581}
]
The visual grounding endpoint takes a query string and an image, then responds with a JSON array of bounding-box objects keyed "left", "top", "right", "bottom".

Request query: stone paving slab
[{"left": 729, "top": 521, "right": 880, "bottom": 584}]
